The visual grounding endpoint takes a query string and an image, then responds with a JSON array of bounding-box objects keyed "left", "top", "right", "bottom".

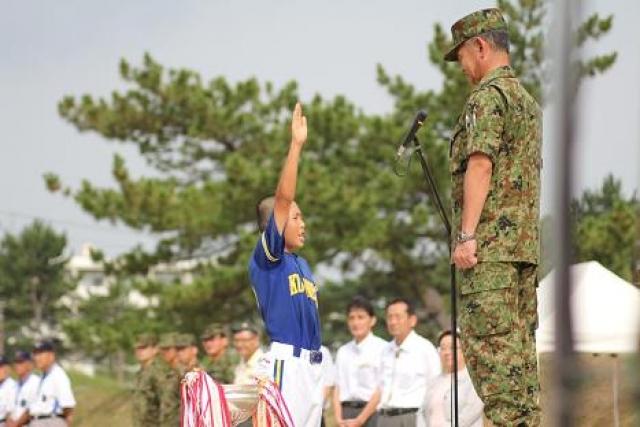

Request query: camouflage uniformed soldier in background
[
  {"left": 200, "top": 324, "right": 239, "bottom": 384},
  {"left": 445, "top": 8, "right": 542, "bottom": 426},
  {"left": 176, "top": 333, "right": 200, "bottom": 377},
  {"left": 158, "top": 332, "right": 181, "bottom": 371},
  {"left": 133, "top": 333, "right": 181, "bottom": 427}
]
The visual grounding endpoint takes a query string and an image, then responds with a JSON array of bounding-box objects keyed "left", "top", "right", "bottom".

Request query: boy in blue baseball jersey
[{"left": 249, "top": 102, "right": 324, "bottom": 427}]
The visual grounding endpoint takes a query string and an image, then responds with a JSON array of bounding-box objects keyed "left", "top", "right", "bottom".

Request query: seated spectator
[{"left": 422, "top": 330, "right": 483, "bottom": 427}]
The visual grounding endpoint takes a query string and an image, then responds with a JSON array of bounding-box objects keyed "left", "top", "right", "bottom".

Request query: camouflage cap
[
  {"left": 175, "top": 333, "right": 196, "bottom": 348},
  {"left": 158, "top": 332, "right": 180, "bottom": 348},
  {"left": 231, "top": 321, "right": 259, "bottom": 335},
  {"left": 134, "top": 333, "right": 157, "bottom": 348},
  {"left": 444, "top": 8, "right": 508, "bottom": 62},
  {"left": 200, "top": 323, "right": 227, "bottom": 340}
]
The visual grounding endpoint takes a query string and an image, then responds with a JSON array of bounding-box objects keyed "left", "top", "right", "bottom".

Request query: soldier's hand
[
  {"left": 291, "top": 102, "right": 307, "bottom": 147},
  {"left": 453, "top": 239, "right": 478, "bottom": 269}
]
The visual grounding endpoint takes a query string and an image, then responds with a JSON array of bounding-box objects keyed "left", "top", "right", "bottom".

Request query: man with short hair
[
  {"left": 333, "top": 296, "right": 386, "bottom": 427},
  {"left": 378, "top": 298, "right": 440, "bottom": 427},
  {"left": 232, "top": 323, "right": 264, "bottom": 386},
  {"left": 0, "top": 356, "right": 17, "bottom": 427},
  {"left": 15, "top": 341, "right": 75, "bottom": 427},
  {"left": 445, "top": 7, "right": 542, "bottom": 426},
  {"left": 200, "top": 324, "right": 238, "bottom": 384},
  {"left": 249, "top": 103, "right": 324, "bottom": 426},
  {"left": 7, "top": 351, "right": 40, "bottom": 427}
]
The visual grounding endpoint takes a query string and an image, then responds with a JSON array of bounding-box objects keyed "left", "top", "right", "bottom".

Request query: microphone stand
[{"left": 409, "top": 135, "right": 459, "bottom": 427}]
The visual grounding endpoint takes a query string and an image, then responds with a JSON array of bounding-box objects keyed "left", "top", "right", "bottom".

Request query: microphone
[{"left": 396, "top": 110, "right": 428, "bottom": 159}]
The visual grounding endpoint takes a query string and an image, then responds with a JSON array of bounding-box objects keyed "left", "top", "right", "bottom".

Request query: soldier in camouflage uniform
[
  {"left": 156, "top": 333, "right": 182, "bottom": 426},
  {"left": 176, "top": 333, "right": 200, "bottom": 377},
  {"left": 445, "top": 8, "right": 542, "bottom": 426},
  {"left": 132, "top": 333, "right": 181, "bottom": 427},
  {"left": 200, "top": 323, "right": 239, "bottom": 384}
]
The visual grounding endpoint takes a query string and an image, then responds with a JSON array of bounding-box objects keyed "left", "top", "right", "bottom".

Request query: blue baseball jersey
[{"left": 249, "top": 213, "right": 321, "bottom": 351}]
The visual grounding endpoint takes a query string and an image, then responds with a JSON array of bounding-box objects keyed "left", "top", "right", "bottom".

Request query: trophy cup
[{"left": 222, "top": 383, "right": 260, "bottom": 425}]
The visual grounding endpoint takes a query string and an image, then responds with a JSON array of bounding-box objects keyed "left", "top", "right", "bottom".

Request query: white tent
[
  {"left": 536, "top": 261, "right": 640, "bottom": 354},
  {"left": 535, "top": 261, "right": 640, "bottom": 426}
]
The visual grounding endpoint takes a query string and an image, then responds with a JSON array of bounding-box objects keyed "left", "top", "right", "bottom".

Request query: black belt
[
  {"left": 33, "top": 414, "right": 65, "bottom": 420},
  {"left": 342, "top": 400, "right": 367, "bottom": 409},
  {"left": 379, "top": 407, "right": 419, "bottom": 417}
]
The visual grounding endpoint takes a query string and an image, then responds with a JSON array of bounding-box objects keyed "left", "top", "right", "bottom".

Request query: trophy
[{"left": 222, "top": 383, "right": 260, "bottom": 425}]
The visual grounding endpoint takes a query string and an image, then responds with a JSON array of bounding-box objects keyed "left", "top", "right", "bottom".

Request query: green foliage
[
  {"left": 571, "top": 175, "right": 638, "bottom": 281},
  {"left": 0, "top": 221, "right": 74, "bottom": 339},
  {"left": 47, "top": 0, "right": 617, "bottom": 353}
]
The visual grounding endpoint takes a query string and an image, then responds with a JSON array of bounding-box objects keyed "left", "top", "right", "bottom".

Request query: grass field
[{"left": 70, "top": 355, "right": 638, "bottom": 426}]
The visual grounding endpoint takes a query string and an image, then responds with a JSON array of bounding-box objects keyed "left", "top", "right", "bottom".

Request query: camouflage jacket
[
  {"left": 201, "top": 350, "right": 239, "bottom": 384},
  {"left": 132, "top": 357, "right": 180, "bottom": 427},
  {"left": 450, "top": 65, "right": 542, "bottom": 264}
]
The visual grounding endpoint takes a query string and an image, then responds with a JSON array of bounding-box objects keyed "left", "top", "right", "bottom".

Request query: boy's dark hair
[
  {"left": 256, "top": 196, "right": 275, "bottom": 232},
  {"left": 346, "top": 295, "right": 375, "bottom": 317},
  {"left": 385, "top": 297, "right": 416, "bottom": 316}
]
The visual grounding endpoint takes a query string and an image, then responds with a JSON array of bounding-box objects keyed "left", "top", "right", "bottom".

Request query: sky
[{"left": 1, "top": 0, "right": 638, "bottom": 257}]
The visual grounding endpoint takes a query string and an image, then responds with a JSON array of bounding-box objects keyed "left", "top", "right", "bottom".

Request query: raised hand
[{"left": 291, "top": 102, "right": 307, "bottom": 147}]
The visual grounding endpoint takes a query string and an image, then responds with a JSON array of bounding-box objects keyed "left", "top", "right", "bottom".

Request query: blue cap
[
  {"left": 32, "top": 340, "right": 55, "bottom": 353},
  {"left": 13, "top": 350, "right": 31, "bottom": 363}
]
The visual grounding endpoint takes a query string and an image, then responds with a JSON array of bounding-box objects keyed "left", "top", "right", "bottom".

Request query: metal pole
[
  {"left": 411, "top": 139, "right": 458, "bottom": 426},
  {"left": 612, "top": 355, "right": 620, "bottom": 427},
  {"left": 550, "top": 0, "right": 581, "bottom": 425}
]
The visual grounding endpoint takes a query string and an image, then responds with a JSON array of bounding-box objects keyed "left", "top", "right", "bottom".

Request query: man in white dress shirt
[
  {"left": 422, "top": 330, "right": 483, "bottom": 427},
  {"left": 0, "top": 356, "right": 17, "bottom": 427},
  {"left": 378, "top": 298, "right": 441, "bottom": 427},
  {"left": 14, "top": 341, "right": 75, "bottom": 427},
  {"left": 7, "top": 351, "right": 40, "bottom": 427},
  {"left": 333, "top": 296, "right": 386, "bottom": 427}
]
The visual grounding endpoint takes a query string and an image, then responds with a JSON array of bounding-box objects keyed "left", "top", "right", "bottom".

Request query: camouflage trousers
[{"left": 458, "top": 262, "right": 541, "bottom": 427}]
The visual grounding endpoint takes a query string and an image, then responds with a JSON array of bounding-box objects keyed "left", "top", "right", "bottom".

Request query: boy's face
[
  {"left": 284, "top": 202, "right": 306, "bottom": 251},
  {"left": 347, "top": 308, "right": 376, "bottom": 341}
]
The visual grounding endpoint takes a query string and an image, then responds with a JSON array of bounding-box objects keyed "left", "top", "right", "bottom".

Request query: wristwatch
[{"left": 456, "top": 231, "right": 475, "bottom": 244}]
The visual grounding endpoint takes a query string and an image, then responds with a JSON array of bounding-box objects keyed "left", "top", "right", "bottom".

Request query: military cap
[
  {"left": 135, "top": 333, "right": 157, "bottom": 348},
  {"left": 444, "top": 8, "right": 508, "bottom": 62},
  {"left": 175, "top": 333, "right": 196, "bottom": 348},
  {"left": 200, "top": 323, "right": 227, "bottom": 340},
  {"left": 13, "top": 350, "right": 31, "bottom": 363},
  {"left": 158, "top": 332, "right": 180, "bottom": 348},
  {"left": 32, "top": 340, "right": 55, "bottom": 353},
  {"left": 232, "top": 321, "right": 259, "bottom": 335},
  {"left": 0, "top": 355, "right": 8, "bottom": 365}
]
